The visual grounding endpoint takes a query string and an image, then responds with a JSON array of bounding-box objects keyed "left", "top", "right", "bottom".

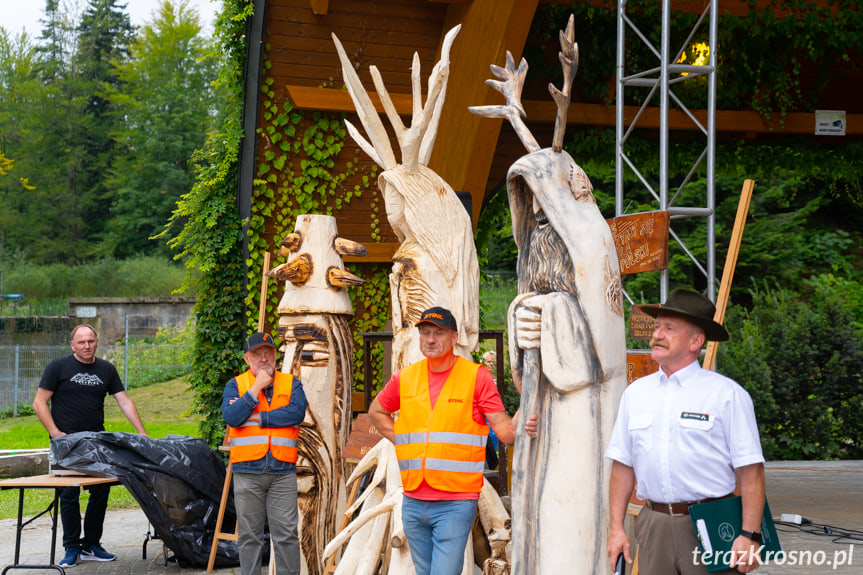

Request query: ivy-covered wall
[{"left": 246, "top": 40, "right": 394, "bottom": 411}]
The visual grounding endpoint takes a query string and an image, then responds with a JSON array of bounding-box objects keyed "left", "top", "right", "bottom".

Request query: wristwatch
[{"left": 739, "top": 529, "right": 762, "bottom": 543}]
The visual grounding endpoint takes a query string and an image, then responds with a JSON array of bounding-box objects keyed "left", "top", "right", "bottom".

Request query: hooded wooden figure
[{"left": 471, "top": 16, "right": 627, "bottom": 575}]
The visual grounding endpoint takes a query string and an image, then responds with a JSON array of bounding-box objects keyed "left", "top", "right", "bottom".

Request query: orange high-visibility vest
[
  {"left": 228, "top": 370, "right": 299, "bottom": 463},
  {"left": 393, "top": 357, "right": 488, "bottom": 493}
]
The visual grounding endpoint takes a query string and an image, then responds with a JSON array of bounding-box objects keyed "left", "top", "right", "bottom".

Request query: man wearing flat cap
[
  {"left": 606, "top": 289, "right": 765, "bottom": 574},
  {"left": 222, "top": 332, "right": 308, "bottom": 575},
  {"left": 369, "top": 306, "right": 538, "bottom": 575}
]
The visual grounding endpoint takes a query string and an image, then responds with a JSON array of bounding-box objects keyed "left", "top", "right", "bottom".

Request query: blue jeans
[{"left": 401, "top": 495, "right": 477, "bottom": 575}]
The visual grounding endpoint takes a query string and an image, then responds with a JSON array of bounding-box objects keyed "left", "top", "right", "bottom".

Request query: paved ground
[
  {"left": 1, "top": 461, "right": 861, "bottom": 574},
  {"left": 756, "top": 461, "right": 863, "bottom": 574},
  {"left": 0, "top": 506, "right": 240, "bottom": 575}
]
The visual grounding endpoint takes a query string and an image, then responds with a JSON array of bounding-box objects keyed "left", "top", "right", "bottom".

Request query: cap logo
[{"left": 424, "top": 312, "right": 444, "bottom": 320}]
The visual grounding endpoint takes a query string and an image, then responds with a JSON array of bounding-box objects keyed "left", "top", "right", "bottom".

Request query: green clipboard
[{"left": 688, "top": 496, "right": 782, "bottom": 572}]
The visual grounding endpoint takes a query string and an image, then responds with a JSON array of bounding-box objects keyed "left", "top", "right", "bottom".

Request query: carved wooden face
[
  {"left": 280, "top": 316, "right": 343, "bottom": 389},
  {"left": 279, "top": 312, "right": 352, "bottom": 575},
  {"left": 383, "top": 184, "right": 407, "bottom": 236}
]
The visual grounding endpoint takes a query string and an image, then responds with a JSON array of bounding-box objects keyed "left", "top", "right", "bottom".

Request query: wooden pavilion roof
[{"left": 254, "top": 0, "right": 862, "bottom": 261}]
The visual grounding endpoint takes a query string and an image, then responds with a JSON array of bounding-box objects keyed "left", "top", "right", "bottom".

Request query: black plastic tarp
[{"left": 51, "top": 431, "right": 239, "bottom": 568}]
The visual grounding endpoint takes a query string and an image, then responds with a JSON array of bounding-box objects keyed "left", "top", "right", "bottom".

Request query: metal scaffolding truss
[{"left": 615, "top": 0, "right": 719, "bottom": 304}]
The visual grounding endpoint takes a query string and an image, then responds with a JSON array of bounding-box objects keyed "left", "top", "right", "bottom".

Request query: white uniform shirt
[{"left": 605, "top": 360, "right": 764, "bottom": 503}]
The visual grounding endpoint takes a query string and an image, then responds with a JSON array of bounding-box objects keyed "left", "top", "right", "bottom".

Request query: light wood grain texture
[
  {"left": 477, "top": 20, "right": 627, "bottom": 575},
  {"left": 703, "top": 179, "right": 754, "bottom": 371},
  {"left": 269, "top": 215, "right": 363, "bottom": 575},
  {"left": 334, "top": 26, "right": 480, "bottom": 371}
]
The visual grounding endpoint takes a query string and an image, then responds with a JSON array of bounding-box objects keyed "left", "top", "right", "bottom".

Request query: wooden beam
[
  {"left": 430, "top": 0, "right": 540, "bottom": 228},
  {"left": 703, "top": 179, "right": 754, "bottom": 371},
  {"left": 309, "top": 0, "right": 328, "bottom": 14},
  {"left": 286, "top": 85, "right": 413, "bottom": 114},
  {"left": 258, "top": 251, "right": 272, "bottom": 331},
  {"left": 523, "top": 100, "right": 863, "bottom": 135},
  {"left": 342, "top": 242, "right": 399, "bottom": 263},
  {"left": 286, "top": 86, "right": 863, "bottom": 135}
]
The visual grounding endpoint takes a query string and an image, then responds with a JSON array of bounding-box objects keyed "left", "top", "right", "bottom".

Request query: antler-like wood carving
[
  {"left": 471, "top": 14, "right": 579, "bottom": 155},
  {"left": 332, "top": 25, "right": 460, "bottom": 173},
  {"left": 550, "top": 15, "right": 578, "bottom": 152},
  {"left": 469, "top": 51, "right": 540, "bottom": 154},
  {"left": 332, "top": 26, "right": 480, "bottom": 370}
]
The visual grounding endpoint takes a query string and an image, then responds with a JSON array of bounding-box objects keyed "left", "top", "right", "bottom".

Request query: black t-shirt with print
[{"left": 39, "top": 354, "right": 125, "bottom": 433}]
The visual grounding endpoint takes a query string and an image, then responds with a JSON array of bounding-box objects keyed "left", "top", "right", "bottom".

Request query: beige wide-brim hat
[{"left": 639, "top": 288, "right": 729, "bottom": 342}]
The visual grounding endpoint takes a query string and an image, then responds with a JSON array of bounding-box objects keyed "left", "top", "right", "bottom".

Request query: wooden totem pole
[
  {"left": 267, "top": 214, "right": 366, "bottom": 575},
  {"left": 333, "top": 26, "right": 480, "bottom": 372},
  {"left": 471, "top": 16, "right": 627, "bottom": 575}
]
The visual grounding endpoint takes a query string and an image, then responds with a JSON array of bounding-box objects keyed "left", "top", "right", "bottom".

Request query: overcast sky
[{"left": 1, "top": 0, "right": 221, "bottom": 38}]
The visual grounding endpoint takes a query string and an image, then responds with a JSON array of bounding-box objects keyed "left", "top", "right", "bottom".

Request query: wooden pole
[
  {"left": 323, "top": 478, "right": 361, "bottom": 574},
  {"left": 257, "top": 252, "right": 272, "bottom": 332},
  {"left": 703, "top": 179, "right": 755, "bottom": 371},
  {"left": 258, "top": 250, "right": 274, "bottom": 574}
]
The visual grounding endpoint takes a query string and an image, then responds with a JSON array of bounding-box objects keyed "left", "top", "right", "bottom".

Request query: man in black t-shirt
[{"left": 34, "top": 324, "right": 148, "bottom": 568}]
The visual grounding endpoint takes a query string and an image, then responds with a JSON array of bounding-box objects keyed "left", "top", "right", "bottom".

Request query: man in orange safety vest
[
  {"left": 369, "top": 307, "right": 538, "bottom": 575},
  {"left": 223, "top": 332, "right": 308, "bottom": 575}
]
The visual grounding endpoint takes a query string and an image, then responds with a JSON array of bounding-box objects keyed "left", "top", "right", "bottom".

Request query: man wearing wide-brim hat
[{"left": 605, "top": 289, "right": 766, "bottom": 574}]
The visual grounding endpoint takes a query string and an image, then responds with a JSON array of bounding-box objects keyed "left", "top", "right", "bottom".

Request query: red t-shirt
[{"left": 376, "top": 361, "right": 505, "bottom": 500}]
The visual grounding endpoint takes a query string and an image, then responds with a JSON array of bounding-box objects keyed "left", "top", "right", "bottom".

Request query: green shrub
[
  {"left": 2, "top": 255, "right": 197, "bottom": 305},
  {"left": 0, "top": 403, "right": 35, "bottom": 420},
  {"left": 719, "top": 279, "right": 863, "bottom": 459}
]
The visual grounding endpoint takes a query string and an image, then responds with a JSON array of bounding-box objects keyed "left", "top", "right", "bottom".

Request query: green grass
[
  {"left": 0, "top": 377, "right": 201, "bottom": 519},
  {"left": 480, "top": 272, "right": 517, "bottom": 329}
]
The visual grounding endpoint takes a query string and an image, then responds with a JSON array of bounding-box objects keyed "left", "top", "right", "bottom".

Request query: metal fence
[{"left": 0, "top": 315, "right": 193, "bottom": 416}]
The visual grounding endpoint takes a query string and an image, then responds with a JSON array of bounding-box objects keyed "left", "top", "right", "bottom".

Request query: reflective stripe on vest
[
  {"left": 393, "top": 357, "right": 488, "bottom": 493},
  {"left": 228, "top": 370, "right": 300, "bottom": 463}
]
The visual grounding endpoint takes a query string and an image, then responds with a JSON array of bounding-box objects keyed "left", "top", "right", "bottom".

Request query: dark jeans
[{"left": 59, "top": 484, "right": 110, "bottom": 550}]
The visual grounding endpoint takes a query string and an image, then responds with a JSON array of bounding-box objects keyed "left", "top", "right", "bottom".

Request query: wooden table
[{"left": 0, "top": 473, "right": 120, "bottom": 575}]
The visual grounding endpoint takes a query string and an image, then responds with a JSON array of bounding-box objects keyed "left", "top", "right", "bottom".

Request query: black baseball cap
[
  {"left": 415, "top": 307, "right": 457, "bottom": 331},
  {"left": 244, "top": 332, "right": 277, "bottom": 351}
]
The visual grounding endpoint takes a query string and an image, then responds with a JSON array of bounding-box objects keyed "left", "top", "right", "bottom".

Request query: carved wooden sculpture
[
  {"left": 323, "top": 439, "right": 509, "bottom": 575},
  {"left": 471, "top": 16, "right": 627, "bottom": 575},
  {"left": 333, "top": 26, "right": 480, "bottom": 371},
  {"left": 268, "top": 214, "right": 366, "bottom": 575}
]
